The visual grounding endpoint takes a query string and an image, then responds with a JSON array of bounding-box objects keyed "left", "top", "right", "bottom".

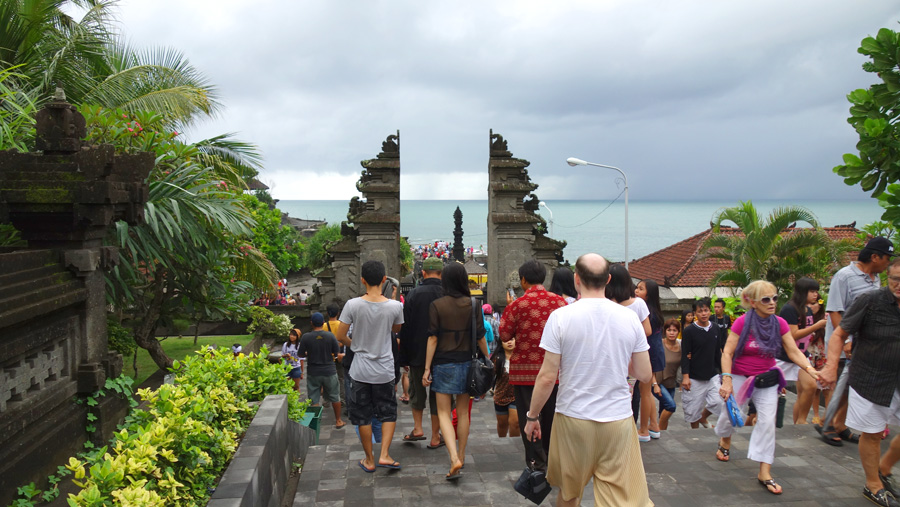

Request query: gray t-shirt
[
  {"left": 824, "top": 262, "right": 880, "bottom": 354},
  {"left": 339, "top": 297, "right": 404, "bottom": 384}
]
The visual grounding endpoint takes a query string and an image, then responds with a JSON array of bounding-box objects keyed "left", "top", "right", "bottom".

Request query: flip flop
[
  {"left": 358, "top": 460, "right": 375, "bottom": 473},
  {"left": 837, "top": 428, "right": 860, "bottom": 444},
  {"left": 376, "top": 461, "right": 402, "bottom": 470},
  {"left": 402, "top": 433, "right": 426, "bottom": 442},
  {"left": 335, "top": 423, "right": 346, "bottom": 430},
  {"left": 758, "top": 477, "right": 782, "bottom": 495},
  {"left": 427, "top": 439, "right": 445, "bottom": 449},
  {"left": 821, "top": 427, "right": 843, "bottom": 447},
  {"left": 716, "top": 445, "right": 730, "bottom": 462}
]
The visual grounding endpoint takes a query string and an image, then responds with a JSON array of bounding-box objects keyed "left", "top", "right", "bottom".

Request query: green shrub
[
  {"left": 12, "top": 347, "right": 309, "bottom": 506},
  {"left": 106, "top": 319, "right": 136, "bottom": 357},
  {"left": 245, "top": 306, "right": 292, "bottom": 338}
]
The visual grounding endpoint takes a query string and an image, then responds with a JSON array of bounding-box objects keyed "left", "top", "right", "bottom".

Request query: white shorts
[
  {"left": 681, "top": 376, "right": 722, "bottom": 424},
  {"left": 847, "top": 387, "right": 900, "bottom": 434},
  {"left": 775, "top": 359, "right": 799, "bottom": 382}
]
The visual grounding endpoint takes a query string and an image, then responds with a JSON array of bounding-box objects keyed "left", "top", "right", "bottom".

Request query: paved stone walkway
[{"left": 294, "top": 385, "right": 896, "bottom": 506}]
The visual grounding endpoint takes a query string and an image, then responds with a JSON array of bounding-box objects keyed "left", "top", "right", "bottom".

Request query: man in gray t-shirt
[
  {"left": 335, "top": 260, "right": 405, "bottom": 472},
  {"left": 820, "top": 237, "right": 893, "bottom": 446}
]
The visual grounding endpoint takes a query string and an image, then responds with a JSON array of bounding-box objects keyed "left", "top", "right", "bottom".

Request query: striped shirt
[{"left": 841, "top": 287, "right": 900, "bottom": 406}]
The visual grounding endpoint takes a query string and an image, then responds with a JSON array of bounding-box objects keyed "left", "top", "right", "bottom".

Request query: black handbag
[
  {"left": 754, "top": 369, "right": 780, "bottom": 389},
  {"left": 514, "top": 440, "right": 552, "bottom": 505},
  {"left": 466, "top": 297, "right": 494, "bottom": 397}
]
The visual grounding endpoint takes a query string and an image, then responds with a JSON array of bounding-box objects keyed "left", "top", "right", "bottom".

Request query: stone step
[
  {"left": 0, "top": 266, "right": 74, "bottom": 301},
  {"left": 0, "top": 250, "right": 57, "bottom": 276}
]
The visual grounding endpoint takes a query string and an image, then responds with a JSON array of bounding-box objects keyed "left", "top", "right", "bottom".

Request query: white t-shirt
[
  {"left": 622, "top": 297, "right": 649, "bottom": 323},
  {"left": 540, "top": 298, "right": 649, "bottom": 423},
  {"left": 339, "top": 297, "right": 404, "bottom": 384}
]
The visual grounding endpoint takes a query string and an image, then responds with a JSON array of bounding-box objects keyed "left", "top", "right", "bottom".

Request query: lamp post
[
  {"left": 538, "top": 201, "right": 553, "bottom": 237},
  {"left": 566, "top": 157, "right": 629, "bottom": 269}
]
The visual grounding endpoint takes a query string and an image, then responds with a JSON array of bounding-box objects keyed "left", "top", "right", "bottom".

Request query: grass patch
[{"left": 123, "top": 334, "right": 255, "bottom": 387}]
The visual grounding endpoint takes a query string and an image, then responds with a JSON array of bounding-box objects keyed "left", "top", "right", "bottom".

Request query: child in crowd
[{"left": 490, "top": 337, "right": 518, "bottom": 437}]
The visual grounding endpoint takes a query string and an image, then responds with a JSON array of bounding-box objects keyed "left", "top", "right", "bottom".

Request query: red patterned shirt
[{"left": 499, "top": 285, "right": 567, "bottom": 385}]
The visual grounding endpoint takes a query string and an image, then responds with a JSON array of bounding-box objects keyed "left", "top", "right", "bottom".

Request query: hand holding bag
[
  {"left": 514, "top": 439, "right": 552, "bottom": 505},
  {"left": 466, "top": 297, "right": 494, "bottom": 397}
]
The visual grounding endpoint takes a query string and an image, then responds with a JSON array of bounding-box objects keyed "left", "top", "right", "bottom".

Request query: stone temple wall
[
  {"left": 486, "top": 130, "right": 566, "bottom": 310},
  {"left": 0, "top": 95, "right": 151, "bottom": 504}
]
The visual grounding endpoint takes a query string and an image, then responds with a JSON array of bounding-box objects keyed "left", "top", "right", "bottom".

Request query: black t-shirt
[
  {"left": 298, "top": 330, "right": 339, "bottom": 376},
  {"left": 681, "top": 322, "right": 722, "bottom": 381},
  {"left": 779, "top": 303, "right": 812, "bottom": 360}
]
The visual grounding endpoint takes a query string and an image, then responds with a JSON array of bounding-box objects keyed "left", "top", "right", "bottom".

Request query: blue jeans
[{"left": 657, "top": 386, "right": 677, "bottom": 414}]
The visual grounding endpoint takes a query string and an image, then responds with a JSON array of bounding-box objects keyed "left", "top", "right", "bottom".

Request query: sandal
[
  {"left": 821, "top": 426, "right": 843, "bottom": 447},
  {"left": 837, "top": 428, "right": 860, "bottom": 444},
  {"left": 716, "top": 445, "right": 730, "bottom": 462},
  {"left": 758, "top": 477, "right": 782, "bottom": 495},
  {"left": 402, "top": 432, "right": 426, "bottom": 442}
]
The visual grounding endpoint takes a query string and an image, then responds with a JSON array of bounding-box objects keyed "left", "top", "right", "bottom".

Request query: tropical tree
[
  {"left": 242, "top": 193, "right": 303, "bottom": 275},
  {"left": 833, "top": 26, "right": 900, "bottom": 227},
  {"left": 701, "top": 201, "right": 838, "bottom": 296}
]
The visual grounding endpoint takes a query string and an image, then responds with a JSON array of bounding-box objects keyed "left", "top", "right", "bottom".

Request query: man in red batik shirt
[{"left": 500, "top": 259, "right": 567, "bottom": 470}]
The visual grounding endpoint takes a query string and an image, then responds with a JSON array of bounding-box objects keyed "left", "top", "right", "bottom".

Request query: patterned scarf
[{"left": 734, "top": 310, "right": 782, "bottom": 359}]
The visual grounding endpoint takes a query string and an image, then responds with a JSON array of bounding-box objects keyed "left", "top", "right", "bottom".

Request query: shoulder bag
[{"left": 466, "top": 297, "right": 494, "bottom": 397}]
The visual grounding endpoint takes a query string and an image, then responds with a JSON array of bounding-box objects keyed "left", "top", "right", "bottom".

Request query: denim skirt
[{"left": 432, "top": 362, "right": 468, "bottom": 395}]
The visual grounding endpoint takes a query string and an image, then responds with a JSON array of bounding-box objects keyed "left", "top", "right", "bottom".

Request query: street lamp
[
  {"left": 538, "top": 201, "right": 553, "bottom": 237},
  {"left": 566, "top": 157, "right": 629, "bottom": 269}
]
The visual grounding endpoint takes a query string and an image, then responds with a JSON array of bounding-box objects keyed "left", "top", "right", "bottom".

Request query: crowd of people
[
  {"left": 278, "top": 235, "right": 900, "bottom": 506},
  {"left": 253, "top": 278, "right": 309, "bottom": 306}
]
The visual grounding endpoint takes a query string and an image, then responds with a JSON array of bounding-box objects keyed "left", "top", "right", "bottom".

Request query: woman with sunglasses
[{"left": 715, "top": 280, "right": 821, "bottom": 496}]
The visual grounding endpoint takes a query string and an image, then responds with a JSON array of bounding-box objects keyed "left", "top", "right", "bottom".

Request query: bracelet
[
  {"left": 721, "top": 373, "right": 732, "bottom": 378},
  {"left": 525, "top": 412, "right": 540, "bottom": 422}
]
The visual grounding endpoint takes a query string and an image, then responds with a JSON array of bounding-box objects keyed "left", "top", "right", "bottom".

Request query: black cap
[{"left": 864, "top": 236, "right": 897, "bottom": 257}]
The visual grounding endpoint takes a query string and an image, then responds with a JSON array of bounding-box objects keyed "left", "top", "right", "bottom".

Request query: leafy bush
[
  {"left": 106, "top": 319, "right": 136, "bottom": 357},
  {"left": 246, "top": 306, "right": 293, "bottom": 338},
  {"left": 12, "top": 347, "right": 308, "bottom": 506}
]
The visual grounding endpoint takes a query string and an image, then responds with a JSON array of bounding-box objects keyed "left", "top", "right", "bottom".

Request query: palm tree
[{"left": 702, "top": 201, "right": 835, "bottom": 296}]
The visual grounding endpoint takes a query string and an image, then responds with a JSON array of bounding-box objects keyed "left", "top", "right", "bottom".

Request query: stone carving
[
  {"left": 34, "top": 86, "right": 86, "bottom": 154},
  {"left": 379, "top": 131, "right": 400, "bottom": 158},
  {"left": 452, "top": 206, "right": 465, "bottom": 262},
  {"left": 490, "top": 129, "right": 512, "bottom": 157},
  {"left": 1, "top": 342, "right": 69, "bottom": 411}
]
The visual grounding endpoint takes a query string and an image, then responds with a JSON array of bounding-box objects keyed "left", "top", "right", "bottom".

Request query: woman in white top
[{"left": 606, "top": 264, "right": 657, "bottom": 442}]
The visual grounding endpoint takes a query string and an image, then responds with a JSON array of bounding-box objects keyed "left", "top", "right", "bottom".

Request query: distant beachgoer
[{"left": 549, "top": 266, "right": 578, "bottom": 304}]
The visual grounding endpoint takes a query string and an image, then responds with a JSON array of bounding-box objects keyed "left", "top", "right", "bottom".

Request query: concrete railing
[{"left": 208, "top": 395, "right": 315, "bottom": 507}]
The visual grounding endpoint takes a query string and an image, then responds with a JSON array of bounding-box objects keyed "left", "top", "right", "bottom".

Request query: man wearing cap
[
  {"left": 819, "top": 236, "right": 895, "bottom": 447},
  {"left": 397, "top": 256, "right": 446, "bottom": 447},
  {"left": 299, "top": 312, "right": 345, "bottom": 429},
  {"left": 821, "top": 256, "right": 900, "bottom": 507}
]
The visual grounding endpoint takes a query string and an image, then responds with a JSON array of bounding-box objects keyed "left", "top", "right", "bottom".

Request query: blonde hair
[{"left": 739, "top": 280, "right": 777, "bottom": 309}]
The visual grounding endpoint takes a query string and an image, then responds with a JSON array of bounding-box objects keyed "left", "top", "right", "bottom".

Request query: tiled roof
[{"left": 628, "top": 225, "right": 862, "bottom": 288}]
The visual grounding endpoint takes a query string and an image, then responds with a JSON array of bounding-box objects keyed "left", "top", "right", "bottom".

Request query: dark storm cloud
[{"left": 116, "top": 0, "right": 900, "bottom": 200}]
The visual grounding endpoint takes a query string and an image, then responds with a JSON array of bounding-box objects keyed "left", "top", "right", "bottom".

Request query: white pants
[
  {"left": 774, "top": 359, "right": 799, "bottom": 381},
  {"left": 847, "top": 387, "right": 900, "bottom": 434},
  {"left": 682, "top": 376, "right": 723, "bottom": 424},
  {"left": 715, "top": 374, "right": 778, "bottom": 464}
]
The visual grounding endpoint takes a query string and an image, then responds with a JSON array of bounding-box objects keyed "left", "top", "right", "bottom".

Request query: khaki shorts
[{"left": 547, "top": 413, "right": 653, "bottom": 506}]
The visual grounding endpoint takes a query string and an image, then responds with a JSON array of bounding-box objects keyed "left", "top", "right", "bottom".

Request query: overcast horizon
[{"left": 113, "top": 1, "right": 900, "bottom": 203}]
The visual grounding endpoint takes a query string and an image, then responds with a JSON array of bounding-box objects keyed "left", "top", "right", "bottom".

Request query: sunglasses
[{"left": 758, "top": 295, "right": 778, "bottom": 304}]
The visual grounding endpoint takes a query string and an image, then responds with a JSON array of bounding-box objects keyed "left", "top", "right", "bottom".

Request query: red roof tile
[{"left": 628, "top": 225, "right": 862, "bottom": 287}]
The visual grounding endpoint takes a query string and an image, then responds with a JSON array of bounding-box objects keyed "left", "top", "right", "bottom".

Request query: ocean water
[{"left": 276, "top": 199, "right": 885, "bottom": 263}]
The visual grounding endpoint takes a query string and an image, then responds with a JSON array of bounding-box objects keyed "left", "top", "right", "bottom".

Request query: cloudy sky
[{"left": 114, "top": 1, "right": 900, "bottom": 201}]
